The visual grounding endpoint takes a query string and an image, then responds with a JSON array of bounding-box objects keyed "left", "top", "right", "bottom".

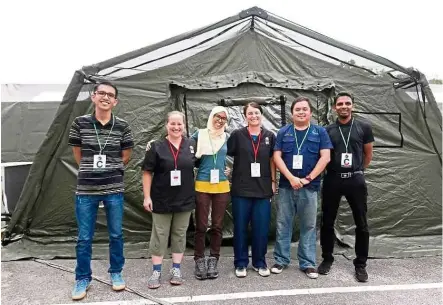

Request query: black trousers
[{"left": 320, "top": 173, "right": 369, "bottom": 268}]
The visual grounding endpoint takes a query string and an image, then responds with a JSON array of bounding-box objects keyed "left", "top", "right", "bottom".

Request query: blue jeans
[
  {"left": 75, "top": 192, "right": 124, "bottom": 281},
  {"left": 232, "top": 196, "right": 271, "bottom": 269},
  {"left": 274, "top": 187, "right": 318, "bottom": 270}
]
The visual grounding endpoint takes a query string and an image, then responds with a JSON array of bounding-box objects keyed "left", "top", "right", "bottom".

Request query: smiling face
[
  {"left": 91, "top": 84, "right": 118, "bottom": 112},
  {"left": 245, "top": 106, "right": 262, "bottom": 127},
  {"left": 333, "top": 96, "right": 353, "bottom": 120},
  {"left": 166, "top": 113, "right": 184, "bottom": 139},
  {"left": 212, "top": 111, "right": 228, "bottom": 130},
  {"left": 292, "top": 100, "right": 312, "bottom": 125}
]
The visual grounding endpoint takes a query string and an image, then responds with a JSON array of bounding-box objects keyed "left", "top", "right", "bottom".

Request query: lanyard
[
  {"left": 93, "top": 115, "right": 115, "bottom": 154},
  {"left": 338, "top": 118, "right": 354, "bottom": 153},
  {"left": 294, "top": 125, "right": 310, "bottom": 155},
  {"left": 207, "top": 131, "right": 218, "bottom": 169},
  {"left": 248, "top": 128, "right": 262, "bottom": 163},
  {"left": 168, "top": 138, "right": 182, "bottom": 170}
]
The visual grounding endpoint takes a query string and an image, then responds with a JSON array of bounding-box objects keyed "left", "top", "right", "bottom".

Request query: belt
[{"left": 329, "top": 171, "right": 363, "bottom": 179}]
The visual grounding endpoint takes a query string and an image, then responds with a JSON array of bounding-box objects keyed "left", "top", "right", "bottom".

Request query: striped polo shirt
[{"left": 68, "top": 113, "right": 134, "bottom": 195}]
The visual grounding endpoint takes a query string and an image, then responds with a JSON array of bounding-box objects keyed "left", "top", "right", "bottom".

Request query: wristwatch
[{"left": 305, "top": 175, "right": 313, "bottom": 182}]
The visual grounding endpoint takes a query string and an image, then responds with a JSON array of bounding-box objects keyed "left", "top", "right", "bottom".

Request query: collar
[
  {"left": 336, "top": 116, "right": 353, "bottom": 127},
  {"left": 92, "top": 113, "right": 114, "bottom": 127}
]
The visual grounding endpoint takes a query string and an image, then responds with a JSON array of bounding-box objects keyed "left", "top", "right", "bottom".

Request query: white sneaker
[
  {"left": 253, "top": 266, "right": 271, "bottom": 277},
  {"left": 235, "top": 267, "right": 247, "bottom": 278},
  {"left": 304, "top": 267, "right": 319, "bottom": 279}
]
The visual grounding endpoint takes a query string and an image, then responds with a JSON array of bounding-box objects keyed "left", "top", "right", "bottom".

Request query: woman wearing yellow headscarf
[{"left": 192, "top": 106, "right": 230, "bottom": 280}]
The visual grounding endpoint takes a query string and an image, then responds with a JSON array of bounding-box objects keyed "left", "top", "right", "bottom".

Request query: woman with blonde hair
[
  {"left": 192, "top": 106, "right": 230, "bottom": 280},
  {"left": 142, "top": 111, "right": 196, "bottom": 289}
]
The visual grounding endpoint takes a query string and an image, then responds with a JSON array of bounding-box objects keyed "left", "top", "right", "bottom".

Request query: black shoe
[
  {"left": 318, "top": 260, "right": 332, "bottom": 275},
  {"left": 194, "top": 258, "right": 207, "bottom": 280},
  {"left": 270, "top": 263, "right": 284, "bottom": 274},
  {"left": 207, "top": 257, "right": 219, "bottom": 279},
  {"left": 355, "top": 267, "right": 368, "bottom": 282}
]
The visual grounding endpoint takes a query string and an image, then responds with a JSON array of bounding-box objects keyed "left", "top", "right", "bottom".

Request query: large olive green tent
[{"left": 2, "top": 7, "right": 441, "bottom": 260}]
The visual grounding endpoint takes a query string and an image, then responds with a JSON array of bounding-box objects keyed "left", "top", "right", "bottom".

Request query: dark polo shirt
[
  {"left": 326, "top": 117, "right": 374, "bottom": 173},
  {"left": 227, "top": 127, "right": 276, "bottom": 199},
  {"left": 142, "top": 137, "right": 196, "bottom": 213},
  {"left": 68, "top": 113, "right": 134, "bottom": 195}
]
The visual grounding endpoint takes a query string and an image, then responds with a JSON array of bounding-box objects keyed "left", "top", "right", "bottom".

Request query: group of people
[{"left": 68, "top": 81, "right": 373, "bottom": 300}]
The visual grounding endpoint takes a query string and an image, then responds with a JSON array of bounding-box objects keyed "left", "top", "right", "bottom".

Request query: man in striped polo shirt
[{"left": 68, "top": 81, "right": 134, "bottom": 300}]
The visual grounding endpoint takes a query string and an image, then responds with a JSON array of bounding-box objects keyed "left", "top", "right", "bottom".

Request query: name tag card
[
  {"left": 170, "top": 170, "right": 181, "bottom": 186},
  {"left": 210, "top": 169, "right": 220, "bottom": 184},
  {"left": 341, "top": 153, "right": 353, "bottom": 168},
  {"left": 93, "top": 154, "right": 107, "bottom": 169},
  {"left": 292, "top": 155, "right": 303, "bottom": 169},
  {"left": 251, "top": 163, "right": 261, "bottom": 177}
]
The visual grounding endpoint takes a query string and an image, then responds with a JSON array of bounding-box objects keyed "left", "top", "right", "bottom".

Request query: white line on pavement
[{"left": 53, "top": 282, "right": 443, "bottom": 305}]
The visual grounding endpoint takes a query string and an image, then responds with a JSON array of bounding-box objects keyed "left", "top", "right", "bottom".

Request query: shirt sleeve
[
  {"left": 121, "top": 123, "right": 134, "bottom": 150},
  {"left": 227, "top": 130, "right": 237, "bottom": 156},
  {"left": 362, "top": 122, "right": 375, "bottom": 144},
  {"left": 142, "top": 141, "right": 157, "bottom": 172},
  {"left": 319, "top": 127, "right": 334, "bottom": 150},
  {"left": 68, "top": 118, "right": 81, "bottom": 146},
  {"left": 273, "top": 129, "right": 284, "bottom": 151}
]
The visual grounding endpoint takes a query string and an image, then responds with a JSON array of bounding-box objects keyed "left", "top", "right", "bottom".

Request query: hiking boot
[
  {"left": 235, "top": 267, "right": 247, "bottom": 278},
  {"left": 194, "top": 258, "right": 207, "bottom": 280},
  {"left": 207, "top": 257, "right": 219, "bottom": 279},
  {"left": 318, "top": 260, "right": 332, "bottom": 275},
  {"left": 303, "top": 267, "right": 319, "bottom": 279},
  {"left": 110, "top": 272, "right": 126, "bottom": 291},
  {"left": 71, "top": 279, "right": 91, "bottom": 300},
  {"left": 147, "top": 270, "right": 161, "bottom": 289},
  {"left": 270, "top": 263, "right": 284, "bottom": 274},
  {"left": 170, "top": 267, "right": 184, "bottom": 285},
  {"left": 253, "top": 266, "right": 271, "bottom": 277},
  {"left": 355, "top": 267, "right": 368, "bottom": 282}
]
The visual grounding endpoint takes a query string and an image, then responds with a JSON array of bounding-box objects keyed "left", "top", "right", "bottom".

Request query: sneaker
[
  {"left": 110, "top": 272, "right": 126, "bottom": 291},
  {"left": 318, "top": 260, "right": 332, "bottom": 275},
  {"left": 207, "top": 257, "right": 219, "bottom": 279},
  {"left": 71, "top": 279, "right": 91, "bottom": 300},
  {"left": 303, "top": 267, "right": 319, "bottom": 279},
  {"left": 355, "top": 267, "right": 368, "bottom": 282},
  {"left": 270, "top": 263, "right": 284, "bottom": 274},
  {"left": 147, "top": 270, "right": 161, "bottom": 289},
  {"left": 170, "top": 267, "right": 184, "bottom": 285},
  {"left": 253, "top": 266, "right": 271, "bottom": 277},
  {"left": 195, "top": 257, "right": 207, "bottom": 280},
  {"left": 235, "top": 267, "right": 247, "bottom": 278}
]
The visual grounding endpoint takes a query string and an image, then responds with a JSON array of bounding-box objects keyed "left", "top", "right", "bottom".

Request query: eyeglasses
[
  {"left": 95, "top": 91, "right": 116, "bottom": 99},
  {"left": 214, "top": 115, "right": 227, "bottom": 122}
]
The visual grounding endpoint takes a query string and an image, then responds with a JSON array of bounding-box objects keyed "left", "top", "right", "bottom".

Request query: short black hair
[
  {"left": 93, "top": 81, "right": 118, "bottom": 98},
  {"left": 243, "top": 102, "right": 263, "bottom": 116},
  {"left": 290, "top": 96, "right": 312, "bottom": 114},
  {"left": 334, "top": 92, "right": 354, "bottom": 105}
]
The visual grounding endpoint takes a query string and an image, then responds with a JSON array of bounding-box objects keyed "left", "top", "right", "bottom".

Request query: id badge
[
  {"left": 210, "top": 169, "right": 220, "bottom": 184},
  {"left": 341, "top": 153, "right": 353, "bottom": 168},
  {"left": 170, "top": 170, "right": 181, "bottom": 186},
  {"left": 251, "top": 163, "right": 261, "bottom": 177},
  {"left": 292, "top": 155, "right": 303, "bottom": 169},
  {"left": 93, "top": 154, "right": 106, "bottom": 169}
]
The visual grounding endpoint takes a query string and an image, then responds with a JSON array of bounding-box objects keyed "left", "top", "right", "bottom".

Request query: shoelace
[
  {"left": 197, "top": 260, "right": 206, "bottom": 270},
  {"left": 111, "top": 273, "right": 123, "bottom": 281},
  {"left": 150, "top": 270, "right": 161, "bottom": 279},
  {"left": 76, "top": 279, "right": 89, "bottom": 290},
  {"left": 171, "top": 268, "right": 181, "bottom": 277},
  {"left": 208, "top": 259, "right": 217, "bottom": 270}
]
